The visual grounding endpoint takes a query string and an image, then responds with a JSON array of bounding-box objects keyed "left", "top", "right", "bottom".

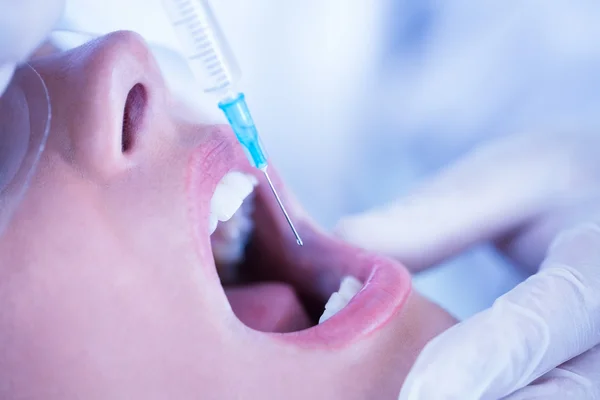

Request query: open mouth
[
  {"left": 188, "top": 134, "right": 412, "bottom": 347},
  {"left": 209, "top": 171, "right": 368, "bottom": 333}
]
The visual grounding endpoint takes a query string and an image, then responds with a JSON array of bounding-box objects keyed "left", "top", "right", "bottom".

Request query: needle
[{"left": 262, "top": 168, "right": 303, "bottom": 246}]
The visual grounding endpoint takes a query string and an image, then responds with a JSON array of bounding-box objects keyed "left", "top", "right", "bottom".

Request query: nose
[{"left": 45, "top": 31, "right": 169, "bottom": 179}]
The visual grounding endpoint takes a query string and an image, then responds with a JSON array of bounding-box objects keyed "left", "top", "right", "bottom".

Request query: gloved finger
[
  {"left": 504, "top": 345, "right": 600, "bottom": 400},
  {"left": 398, "top": 222, "right": 600, "bottom": 400},
  {"left": 335, "top": 132, "right": 598, "bottom": 272}
]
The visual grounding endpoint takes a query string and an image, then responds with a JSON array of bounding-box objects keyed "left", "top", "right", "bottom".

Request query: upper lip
[{"left": 187, "top": 126, "right": 412, "bottom": 348}]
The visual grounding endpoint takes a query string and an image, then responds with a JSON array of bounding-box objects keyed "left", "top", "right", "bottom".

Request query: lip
[{"left": 186, "top": 125, "right": 412, "bottom": 349}]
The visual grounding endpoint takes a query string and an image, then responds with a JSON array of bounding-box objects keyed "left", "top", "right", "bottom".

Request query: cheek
[
  {"left": 99, "top": 163, "right": 195, "bottom": 269},
  {"left": 0, "top": 170, "right": 229, "bottom": 395}
]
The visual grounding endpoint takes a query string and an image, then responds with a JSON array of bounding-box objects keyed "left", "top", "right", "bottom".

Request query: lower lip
[{"left": 267, "top": 235, "right": 412, "bottom": 349}]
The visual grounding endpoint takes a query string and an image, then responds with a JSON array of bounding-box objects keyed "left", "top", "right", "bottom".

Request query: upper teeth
[
  {"left": 209, "top": 171, "right": 257, "bottom": 235},
  {"left": 318, "top": 276, "right": 363, "bottom": 324}
]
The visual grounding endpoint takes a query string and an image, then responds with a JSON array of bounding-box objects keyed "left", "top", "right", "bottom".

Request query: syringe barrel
[{"left": 162, "top": 0, "right": 240, "bottom": 94}]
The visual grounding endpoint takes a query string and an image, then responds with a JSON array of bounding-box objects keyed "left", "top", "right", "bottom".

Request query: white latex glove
[
  {"left": 335, "top": 131, "right": 600, "bottom": 399},
  {"left": 0, "top": 0, "right": 65, "bottom": 95}
]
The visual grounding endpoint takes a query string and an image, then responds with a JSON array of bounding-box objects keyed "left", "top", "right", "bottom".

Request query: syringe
[{"left": 162, "top": 0, "right": 303, "bottom": 246}]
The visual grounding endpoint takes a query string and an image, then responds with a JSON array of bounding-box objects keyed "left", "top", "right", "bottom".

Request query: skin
[{"left": 0, "top": 31, "right": 456, "bottom": 399}]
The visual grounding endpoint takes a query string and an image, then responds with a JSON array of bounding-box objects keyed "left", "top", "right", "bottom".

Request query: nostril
[{"left": 122, "top": 83, "right": 147, "bottom": 153}]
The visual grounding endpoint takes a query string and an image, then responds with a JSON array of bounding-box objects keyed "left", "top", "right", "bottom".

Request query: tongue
[{"left": 225, "top": 283, "right": 312, "bottom": 333}]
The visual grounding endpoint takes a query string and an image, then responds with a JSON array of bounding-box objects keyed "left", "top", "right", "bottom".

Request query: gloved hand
[
  {"left": 0, "top": 0, "right": 65, "bottom": 95},
  {"left": 335, "top": 131, "right": 600, "bottom": 399}
]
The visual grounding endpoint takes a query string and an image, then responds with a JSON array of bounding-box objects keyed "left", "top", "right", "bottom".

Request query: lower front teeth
[{"left": 318, "top": 276, "right": 363, "bottom": 324}]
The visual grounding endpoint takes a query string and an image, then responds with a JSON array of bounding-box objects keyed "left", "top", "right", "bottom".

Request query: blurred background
[{"left": 52, "top": 0, "right": 600, "bottom": 319}]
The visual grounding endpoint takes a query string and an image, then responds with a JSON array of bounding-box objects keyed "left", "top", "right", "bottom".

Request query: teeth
[
  {"left": 318, "top": 276, "right": 363, "bottom": 324},
  {"left": 209, "top": 172, "right": 257, "bottom": 235}
]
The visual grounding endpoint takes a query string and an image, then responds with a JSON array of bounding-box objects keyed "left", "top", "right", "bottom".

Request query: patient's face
[{"left": 0, "top": 32, "right": 455, "bottom": 399}]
